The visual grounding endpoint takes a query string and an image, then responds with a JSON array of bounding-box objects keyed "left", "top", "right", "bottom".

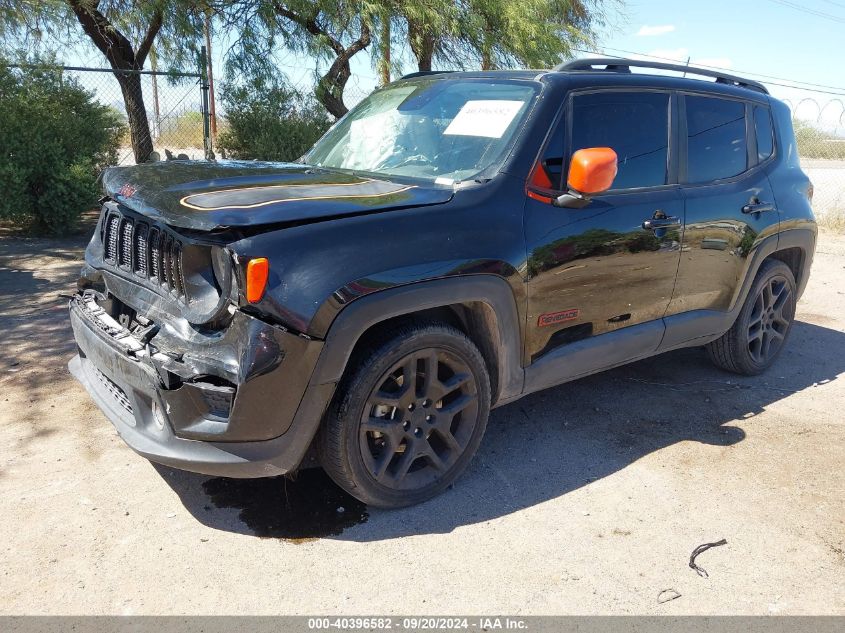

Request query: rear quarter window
[
  {"left": 685, "top": 95, "right": 747, "bottom": 183},
  {"left": 754, "top": 105, "right": 774, "bottom": 162}
]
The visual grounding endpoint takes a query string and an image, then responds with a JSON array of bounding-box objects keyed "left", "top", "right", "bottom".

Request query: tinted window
[
  {"left": 686, "top": 96, "right": 747, "bottom": 182},
  {"left": 537, "top": 119, "right": 565, "bottom": 189},
  {"left": 754, "top": 105, "right": 774, "bottom": 162},
  {"left": 570, "top": 91, "right": 669, "bottom": 189}
]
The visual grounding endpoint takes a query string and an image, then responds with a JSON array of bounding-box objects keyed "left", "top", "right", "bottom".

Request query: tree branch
[
  {"left": 67, "top": 0, "right": 135, "bottom": 69},
  {"left": 136, "top": 8, "right": 163, "bottom": 67},
  {"left": 273, "top": 3, "right": 345, "bottom": 56}
]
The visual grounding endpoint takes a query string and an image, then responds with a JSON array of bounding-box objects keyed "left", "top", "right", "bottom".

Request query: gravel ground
[{"left": 1, "top": 224, "right": 843, "bottom": 615}]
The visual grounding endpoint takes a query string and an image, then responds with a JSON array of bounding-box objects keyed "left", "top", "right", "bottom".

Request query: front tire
[
  {"left": 706, "top": 259, "right": 797, "bottom": 375},
  {"left": 318, "top": 322, "right": 491, "bottom": 508}
]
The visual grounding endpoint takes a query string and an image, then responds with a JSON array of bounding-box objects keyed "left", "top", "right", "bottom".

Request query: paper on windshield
[{"left": 443, "top": 100, "right": 524, "bottom": 138}]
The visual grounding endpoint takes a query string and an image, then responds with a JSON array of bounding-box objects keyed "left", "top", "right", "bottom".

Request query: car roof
[{"left": 398, "top": 60, "right": 772, "bottom": 103}]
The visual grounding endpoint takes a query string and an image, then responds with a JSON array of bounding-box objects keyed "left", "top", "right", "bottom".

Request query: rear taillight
[{"left": 245, "top": 257, "right": 269, "bottom": 303}]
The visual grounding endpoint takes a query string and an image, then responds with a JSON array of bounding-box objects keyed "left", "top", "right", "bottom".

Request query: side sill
[{"left": 523, "top": 319, "right": 665, "bottom": 396}]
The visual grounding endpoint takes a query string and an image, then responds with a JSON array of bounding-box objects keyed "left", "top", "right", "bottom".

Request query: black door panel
[
  {"left": 667, "top": 94, "right": 780, "bottom": 316},
  {"left": 524, "top": 89, "right": 682, "bottom": 366},
  {"left": 667, "top": 178, "right": 778, "bottom": 315},
  {"left": 525, "top": 188, "right": 683, "bottom": 362}
]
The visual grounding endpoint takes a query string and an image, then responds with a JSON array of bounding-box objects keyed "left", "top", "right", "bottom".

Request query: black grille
[
  {"left": 93, "top": 366, "right": 133, "bottom": 414},
  {"left": 202, "top": 388, "right": 234, "bottom": 418},
  {"left": 102, "top": 210, "right": 186, "bottom": 302}
]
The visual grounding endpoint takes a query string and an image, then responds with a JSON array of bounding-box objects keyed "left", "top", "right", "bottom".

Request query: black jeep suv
[{"left": 69, "top": 59, "right": 816, "bottom": 508}]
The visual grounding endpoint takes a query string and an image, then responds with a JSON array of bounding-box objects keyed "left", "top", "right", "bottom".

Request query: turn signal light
[{"left": 245, "top": 257, "right": 269, "bottom": 303}]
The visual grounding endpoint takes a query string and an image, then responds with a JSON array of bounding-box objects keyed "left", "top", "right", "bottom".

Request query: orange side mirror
[{"left": 567, "top": 147, "right": 618, "bottom": 195}]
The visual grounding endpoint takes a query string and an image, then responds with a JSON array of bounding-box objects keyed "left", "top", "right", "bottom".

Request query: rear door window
[
  {"left": 570, "top": 91, "right": 670, "bottom": 190},
  {"left": 685, "top": 95, "right": 747, "bottom": 183}
]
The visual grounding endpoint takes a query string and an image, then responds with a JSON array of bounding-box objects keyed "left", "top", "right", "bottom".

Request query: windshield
[{"left": 304, "top": 79, "right": 538, "bottom": 183}]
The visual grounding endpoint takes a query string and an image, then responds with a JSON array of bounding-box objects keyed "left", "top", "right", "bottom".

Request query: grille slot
[
  {"left": 133, "top": 223, "right": 148, "bottom": 277},
  {"left": 118, "top": 218, "right": 133, "bottom": 268},
  {"left": 149, "top": 227, "right": 161, "bottom": 280},
  {"left": 105, "top": 214, "right": 120, "bottom": 262},
  {"left": 99, "top": 209, "right": 185, "bottom": 302},
  {"left": 162, "top": 234, "right": 172, "bottom": 289},
  {"left": 92, "top": 366, "right": 133, "bottom": 414},
  {"left": 171, "top": 241, "right": 183, "bottom": 295}
]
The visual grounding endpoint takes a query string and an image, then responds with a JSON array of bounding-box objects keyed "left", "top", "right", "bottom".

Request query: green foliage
[
  {"left": 0, "top": 0, "right": 204, "bottom": 71},
  {"left": 1, "top": 0, "right": 206, "bottom": 163},
  {"left": 218, "top": 0, "right": 377, "bottom": 118},
  {"left": 0, "top": 60, "right": 125, "bottom": 234},
  {"left": 218, "top": 75, "right": 331, "bottom": 162},
  {"left": 399, "top": 0, "right": 608, "bottom": 70},
  {"left": 219, "top": 1, "right": 612, "bottom": 118},
  {"left": 793, "top": 119, "right": 845, "bottom": 160}
]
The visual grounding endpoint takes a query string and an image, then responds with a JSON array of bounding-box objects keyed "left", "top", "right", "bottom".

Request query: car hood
[{"left": 101, "top": 160, "right": 454, "bottom": 231}]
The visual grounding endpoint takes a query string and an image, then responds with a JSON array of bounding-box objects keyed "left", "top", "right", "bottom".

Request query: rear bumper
[{"left": 68, "top": 295, "right": 332, "bottom": 478}]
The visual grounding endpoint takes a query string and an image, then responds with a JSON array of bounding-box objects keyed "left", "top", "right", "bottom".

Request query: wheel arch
[
  {"left": 767, "top": 245, "right": 808, "bottom": 298},
  {"left": 310, "top": 275, "right": 525, "bottom": 406},
  {"left": 731, "top": 228, "right": 816, "bottom": 313},
  {"left": 768, "top": 227, "right": 816, "bottom": 298},
  {"left": 661, "top": 228, "right": 816, "bottom": 352}
]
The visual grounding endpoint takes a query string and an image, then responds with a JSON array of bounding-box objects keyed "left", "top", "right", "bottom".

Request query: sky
[
  {"left": 230, "top": 0, "right": 845, "bottom": 127},
  {"left": 58, "top": 0, "right": 845, "bottom": 130}
]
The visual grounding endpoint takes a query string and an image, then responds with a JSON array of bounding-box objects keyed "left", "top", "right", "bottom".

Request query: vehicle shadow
[{"left": 157, "top": 319, "right": 845, "bottom": 542}]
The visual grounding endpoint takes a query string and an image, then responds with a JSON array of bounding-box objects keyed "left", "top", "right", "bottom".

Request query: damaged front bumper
[{"left": 68, "top": 293, "right": 330, "bottom": 477}]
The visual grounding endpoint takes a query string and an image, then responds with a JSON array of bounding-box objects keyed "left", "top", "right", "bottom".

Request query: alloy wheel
[
  {"left": 747, "top": 274, "right": 792, "bottom": 365},
  {"left": 359, "top": 349, "right": 480, "bottom": 492}
]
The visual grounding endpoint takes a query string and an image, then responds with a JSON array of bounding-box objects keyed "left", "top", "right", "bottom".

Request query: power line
[
  {"left": 764, "top": 0, "right": 845, "bottom": 24},
  {"left": 574, "top": 46, "right": 845, "bottom": 97}
]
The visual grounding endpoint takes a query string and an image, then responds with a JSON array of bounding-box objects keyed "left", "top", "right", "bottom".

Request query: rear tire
[
  {"left": 706, "top": 259, "right": 797, "bottom": 375},
  {"left": 318, "top": 322, "right": 491, "bottom": 508}
]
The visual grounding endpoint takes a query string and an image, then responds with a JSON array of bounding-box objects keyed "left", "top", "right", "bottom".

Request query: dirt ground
[{"left": 1, "top": 224, "right": 843, "bottom": 615}]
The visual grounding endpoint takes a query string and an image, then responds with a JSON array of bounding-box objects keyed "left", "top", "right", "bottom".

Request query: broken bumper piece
[{"left": 67, "top": 294, "right": 329, "bottom": 478}]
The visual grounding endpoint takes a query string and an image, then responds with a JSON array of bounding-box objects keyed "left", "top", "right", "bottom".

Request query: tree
[
  {"left": 398, "top": 1, "right": 456, "bottom": 72},
  {"left": 0, "top": 58, "right": 125, "bottom": 233},
  {"left": 217, "top": 72, "right": 330, "bottom": 161},
  {"left": 404, "top": 0, "right": 607, "bottom": 72},
  {"left": 0, "top": 0, "right": 203, "bottom": 164},
  {"left": 374, "top": 1, "right": 609, "bottom": 81},
  {"left": 220, "top": 1, "right": 377, "bottom": 119}
]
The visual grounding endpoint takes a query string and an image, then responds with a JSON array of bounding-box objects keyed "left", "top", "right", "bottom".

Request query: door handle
[
  {"left": 642, "top": 216, "right": 681, "bottom": 230},
  {"left": 741, "top": 201, "right": 776, "bottom": 214}
]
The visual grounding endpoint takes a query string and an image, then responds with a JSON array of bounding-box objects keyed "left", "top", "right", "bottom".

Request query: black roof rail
[
  {"left": 554, "top": 57, "right": 769, "bottom": 95},
  {"left": 399, "top": 70, "right": 456, "bottom": 80}
]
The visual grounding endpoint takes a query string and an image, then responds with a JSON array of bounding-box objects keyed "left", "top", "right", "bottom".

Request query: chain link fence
[
  {"left": 785, "top": 98, "right": 845, "bottom": 226},
  {"left": 5, "top": 58, "right": 844, "bottom": 226},
  {"left": 32, "top": 63, "right": 211, "bottom": 166}
]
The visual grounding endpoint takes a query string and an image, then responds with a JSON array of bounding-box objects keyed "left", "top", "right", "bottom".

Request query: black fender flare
[
  {"left": 730, "top": 227, "right": 815, "bottom": 314},
  {"left": 311, "top": 275, "right": 525, "bottom": 403}
]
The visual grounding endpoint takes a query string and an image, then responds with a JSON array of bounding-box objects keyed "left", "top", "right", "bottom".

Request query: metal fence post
[{"left": 199, "top": 45, "right": 213, "bottom": 160}]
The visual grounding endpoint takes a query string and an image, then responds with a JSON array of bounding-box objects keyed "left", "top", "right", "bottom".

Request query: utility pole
[
  {"left": 150, "top": 46, "right": 161, "bottom": 141},
  {"left": 203, "top": 12, "right": 218, "bottom": 143}
]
